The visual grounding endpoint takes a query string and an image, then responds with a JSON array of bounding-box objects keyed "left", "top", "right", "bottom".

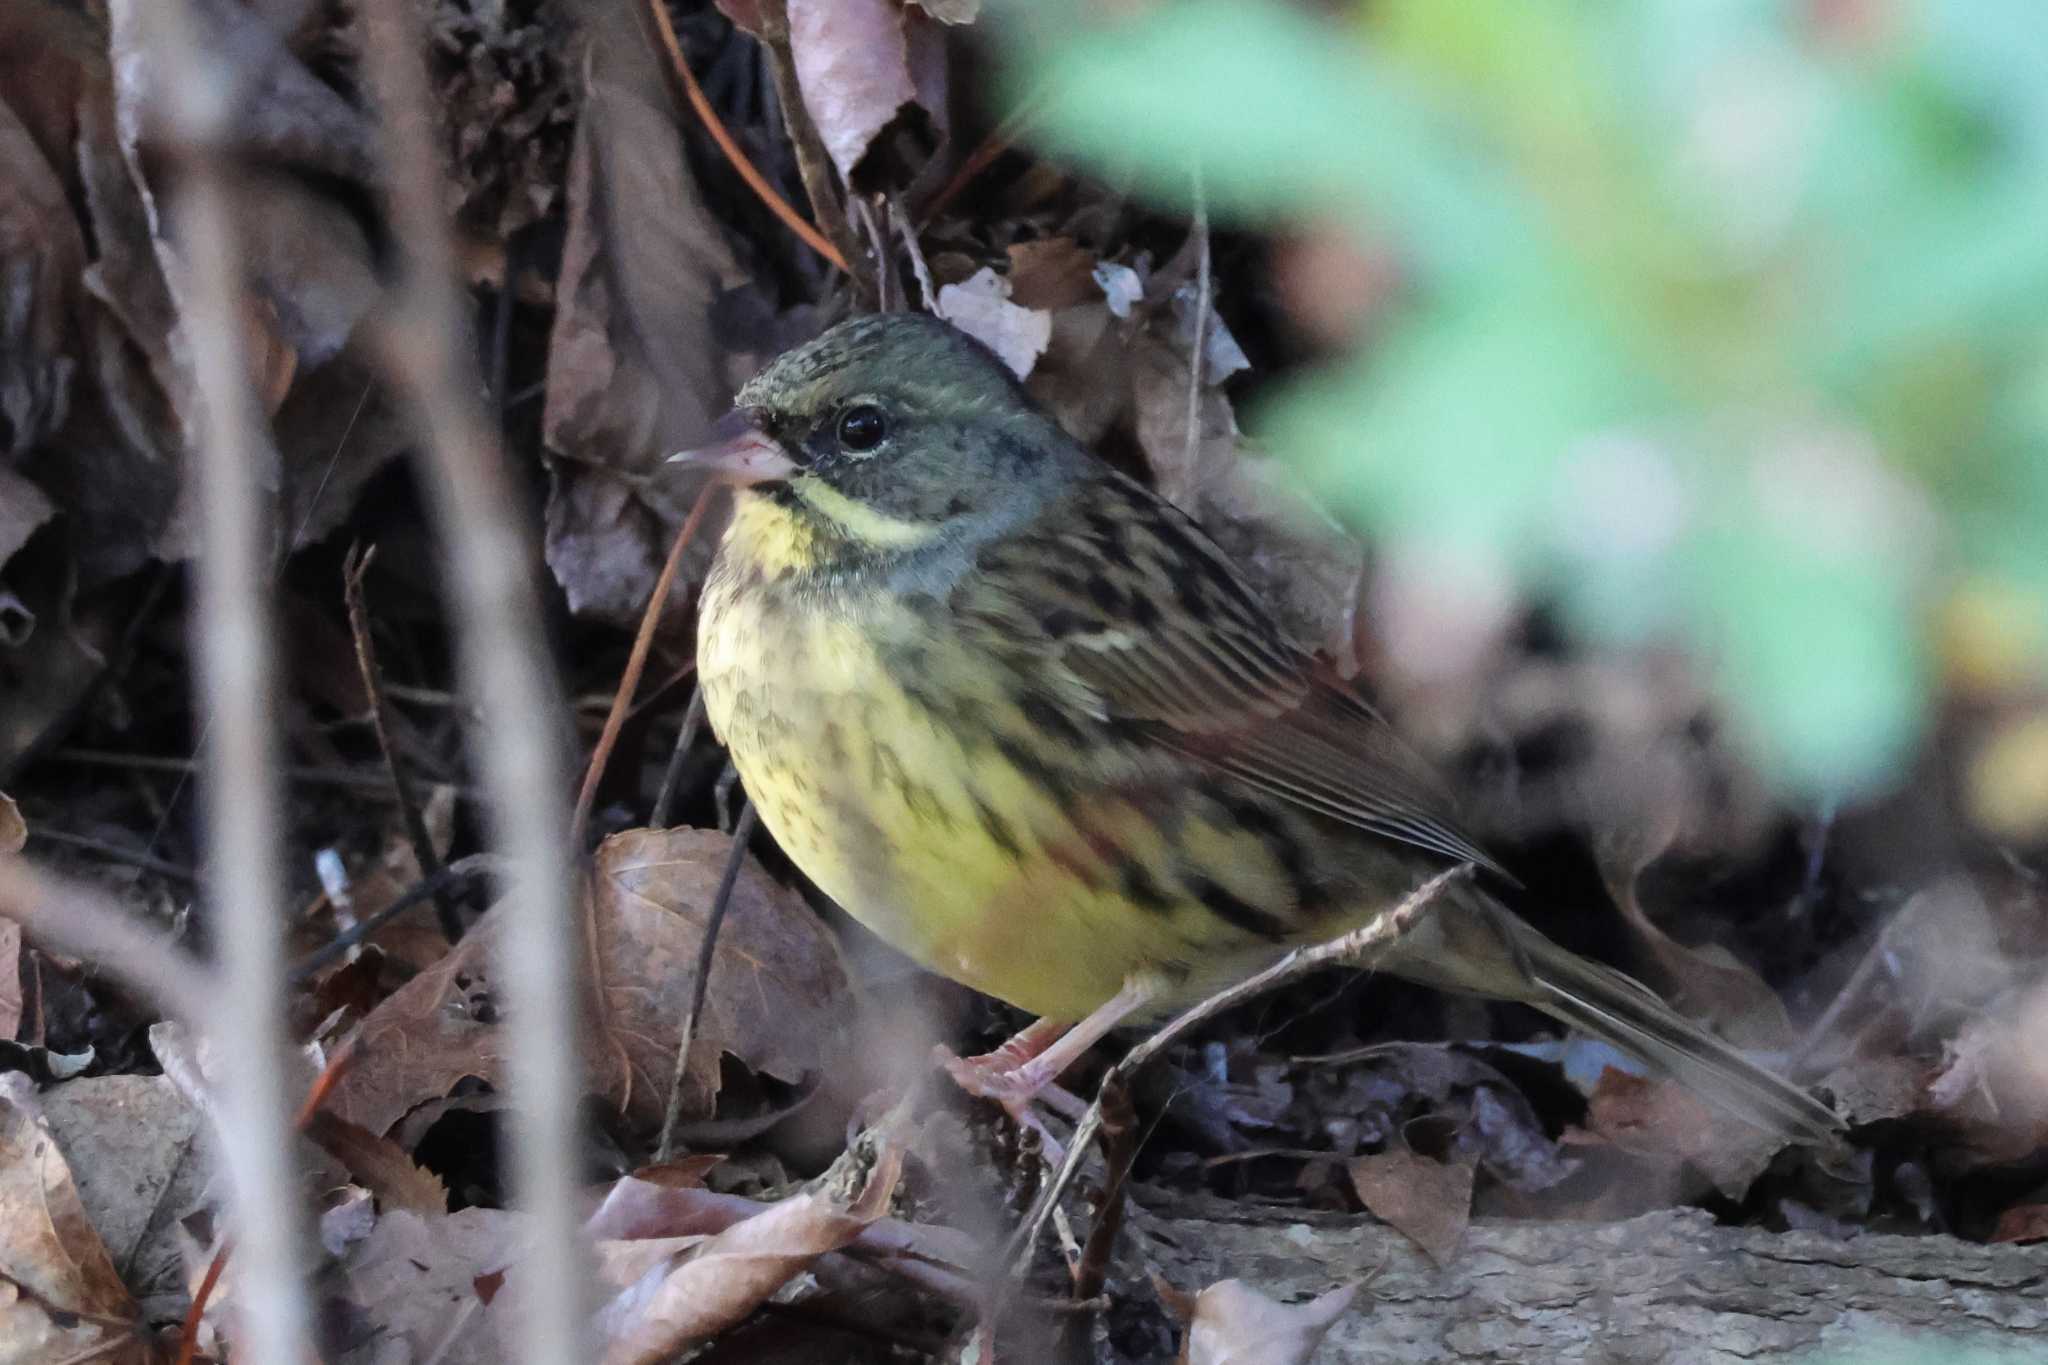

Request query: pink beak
[{"left": 667, "top": 407, "right": 798, "bottom": 485}]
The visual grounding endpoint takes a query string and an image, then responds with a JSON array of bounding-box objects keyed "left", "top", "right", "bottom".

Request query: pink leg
[{"left": 940, "top": 977, "right": 1158, "bottom": 1114}]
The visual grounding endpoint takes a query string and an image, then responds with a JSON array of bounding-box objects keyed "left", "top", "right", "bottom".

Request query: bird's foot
[{"left": 937, "top": 1043, "right": 1086, "bottom": 1164}]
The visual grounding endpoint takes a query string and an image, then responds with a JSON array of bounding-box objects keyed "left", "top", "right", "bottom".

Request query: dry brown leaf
[
  {"left": 584, "top": 1173, "right": 979, "bottom": 1274},
  {"left": 1575, "top": 1066, "right": 1782, "bottom": 1200},
  {"left": 329, "top": 827, "right": 849, "bottom": 1136},
  {"left": 1181, "top": 1278, "right": 1356, "bottom": 1365},
  {"left": 541, "top": 8, "right": 738, "bottom": 624},
  {"left": 787, "top": 0, "right": 937, "bottom": 187},
  {"left": 594, "top": 1144, "right": 903, "bottom": 1365},
  {"left": 935, "top": 268, "right": 1052, "bottom": 379},
  {"left": 0, "top": 90, "right": 83, "bottom": 457},
  {"left": 1006, "top": 237, "right": 1100, "bottom": 311},
  {"left": 715, "top": 0, "right": 770, "bottom": 35},
  {"left": 0, "top": 1073, "right": 149, "bottom": 1365},
  {"left": 589, "top": 828, "right": 852, "bottom": 1127},
  {"left": 1346, "top": 1145, "right": 1475, "bottom": 1266},
  {"left": 305, "top": 1111, "right": 449, "bottom": 1218},
  {"left": 1991, "top": 1204, "right": 2048, "bottom": 1245}
]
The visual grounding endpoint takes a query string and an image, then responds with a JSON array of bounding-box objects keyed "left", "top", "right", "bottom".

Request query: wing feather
[{"left": 959, "top": 473, "right": 1508, "bottom": 879}]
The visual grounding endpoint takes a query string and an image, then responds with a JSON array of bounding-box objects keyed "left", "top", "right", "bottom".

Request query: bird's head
[{"left": 670, "top": 313, "right": 1066, "bottom": 559}]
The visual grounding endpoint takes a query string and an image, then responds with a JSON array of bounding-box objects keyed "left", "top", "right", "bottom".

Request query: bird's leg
[{"left": 941, "top": 976, "right": 1159, "bottom": 1116}]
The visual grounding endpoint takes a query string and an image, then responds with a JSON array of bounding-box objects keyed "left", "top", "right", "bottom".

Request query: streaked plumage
[{"left": 680, "top": 313, "right": 1839, "bottom": 1140}]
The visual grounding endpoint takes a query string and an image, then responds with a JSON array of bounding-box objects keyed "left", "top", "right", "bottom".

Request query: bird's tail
[
  {"left": 1382, "top": 892, "right": 1841, "bottom": 1142},
  {"left": 1508, "top": 920, "right": 1842, "bottom": 1142}
]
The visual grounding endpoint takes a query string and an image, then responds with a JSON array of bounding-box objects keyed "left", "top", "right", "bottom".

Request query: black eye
[{"left": 836, "top": 404, "right": 888, "bottom": 452}]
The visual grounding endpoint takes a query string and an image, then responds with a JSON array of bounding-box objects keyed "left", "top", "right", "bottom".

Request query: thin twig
[
  {"left": 890, "top": 193, "right": 936, "bottom": 312},
  {"left": 288, "top": 854, "right": 499, "bottom": 984},
  {"left": 46, "top": 748, "right": 482, "bottom": 797},
  {"left": 655, "top": 798, "right": 758, "bottom": 1161},
  {"left": 145, "top": 3, "right": 315, "bottom": 1359},
  {"left": 25, "top": 829, "right": 197, "bottom": 883},
  {"left": 571, "top": 482, "right": 719, "bottom": 845},
  {"left": 1006, "top": 863, "right": 1474, "bottom": 1272},
  {"left": 344, "top": 544, "right": 460, "bottom": 942},
  {"left": 649, "top": 686, "right": 707, "bottom": 829},
  {"left": 642, "top": 0, "right": 849, "bottom": 274},
  {"left": 357, "top": 0, "right": 592, "bottom": 1356},
  {"left": 1069, "top": 1077, "right": 1134, "bottom": 1298},
  {"left": 756, "top": 0, "right": 871, "bottom": 300}
]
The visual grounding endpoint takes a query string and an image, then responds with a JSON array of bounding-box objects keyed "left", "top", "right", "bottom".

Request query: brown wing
[{"left": 961, "top": 472, "right": 1508, "bottom": 879}]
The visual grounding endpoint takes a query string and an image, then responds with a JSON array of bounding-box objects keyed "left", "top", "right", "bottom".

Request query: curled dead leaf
[
  {"left": 1179, "top": 1277, "right": 1356, "bottom": 1365},
  {"left": 0, "top": 1072, "right": 148, "bottom": 1365},
  {"left": 595, "top": 1143, "right": 905, "bottom": 1365},
  {"left": 786, "top": 0, "right": 946, "bottom": 188},
  {"left": 328, "top": 826, "right": 850, "bottom": 1138},
  {"left": 1346, "top": 1144, "right": 1475, "bottom": 1266}
]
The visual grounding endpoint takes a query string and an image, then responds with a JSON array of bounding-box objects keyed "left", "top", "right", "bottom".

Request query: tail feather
[{"left": 1519, "top": 933, "right": 1842, "bottom": 1142}]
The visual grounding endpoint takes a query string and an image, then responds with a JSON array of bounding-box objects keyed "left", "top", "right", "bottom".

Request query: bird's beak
[{"left": 667, "top": 407, "right": 797, "bottom": 485}]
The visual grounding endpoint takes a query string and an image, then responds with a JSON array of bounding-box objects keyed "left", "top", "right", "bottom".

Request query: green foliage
[{"left": 1004, "top": 0, "right": 2048, "bottom": 795}]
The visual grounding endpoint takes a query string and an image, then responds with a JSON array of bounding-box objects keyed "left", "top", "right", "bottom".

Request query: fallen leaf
[
  {"left": 305, "top": 1111, "right": 449, "bottom": 1218},
  {"left": 1927, "top": 979, "right": 2048, "bottom": 1165},
  {"left": 1991, "top": 1204, "right": 2048, "bottom": 1245},
  {"left": 39, "top": 1074, "right": 205, "bottom": 1317},
  {"left": 1006, "top": 237, "right": 1099, "bottom": 311},
  {"left": 1181, "top": 1278, "right": 1356, "bottom": 1365},
  {"left": 329, "top": 827, "right": 851, "bottom": 1137},
  {"left": 0, "top": 793, "right": 22, "bottom": 854},
  {"left": 594, "top": 1143, "right": 903, "bottom": 1365},
  {"left": 787, "top": 0, "right": 943, "bottom": 188},
  {"left": 934, "top": 268, "right": 1052, "bottom": 379},
  {"left": 541, "top": 9, "right": 739, "bottom": 623},
  {"left": 1576, "top": 1066, "right": 1782, "bottom": 1200},
  {"left": 1347, "top": 1145, "right": 1475, "bottom": 1265},
  {"left": 588, "top": 828, "right": 853, "bottom": 1128},
  {"left": 0, "top": 91, "right": 83, "bottom": 457},
  {"left": 0, "top": 1072, "right": 148, "bottom": 1364},
  {"left": 339, "top": 1207, "right": 522, "bottom": 1364}
]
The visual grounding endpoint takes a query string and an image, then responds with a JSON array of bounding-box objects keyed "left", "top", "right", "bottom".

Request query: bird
[{"left": 671, "top": 311, "right": 1841, "bottom": 1141}]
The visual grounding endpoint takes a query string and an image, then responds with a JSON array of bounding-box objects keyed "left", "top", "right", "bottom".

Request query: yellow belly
[{"left": 699, "top": 575, "right": 1231, "bottom": 1020}]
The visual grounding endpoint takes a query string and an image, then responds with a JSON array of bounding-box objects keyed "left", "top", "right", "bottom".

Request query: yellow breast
[{"left": 697, "top": 499, "right": 1236, "bottom": 1019}]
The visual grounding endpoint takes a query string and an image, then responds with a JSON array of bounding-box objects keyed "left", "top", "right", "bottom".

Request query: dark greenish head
[{"left": 670, "top": 313, "right": 1070, "bottom": 552}]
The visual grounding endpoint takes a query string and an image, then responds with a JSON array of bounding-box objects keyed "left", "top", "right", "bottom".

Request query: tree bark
[{"left": 1130, "top": 1190, "right": 2048, "bottom": 1363}]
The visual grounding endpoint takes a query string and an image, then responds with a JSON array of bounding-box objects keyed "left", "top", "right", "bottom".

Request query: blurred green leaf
[
  {"left": 1006, "top": 0, "right": 1523, "bottom": 278},
  {"left": 1000, "top": 0, "right": 2048, "bottom": 796}
]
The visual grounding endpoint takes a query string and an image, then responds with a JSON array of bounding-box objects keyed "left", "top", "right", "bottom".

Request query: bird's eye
[{"left": 836, "top": 404, "right": 888, "bottom": 452}]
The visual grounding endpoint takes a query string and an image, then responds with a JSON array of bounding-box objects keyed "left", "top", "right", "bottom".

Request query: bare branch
[
  {"left": 355, "top": 0, "right": 594, "bottom": 1356},
  {"left": 0, "top": 857, "right": 212, "bottom": 1025},
  {"left": 127, "top": 0, "right": 318, "bottom": 1357}
]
